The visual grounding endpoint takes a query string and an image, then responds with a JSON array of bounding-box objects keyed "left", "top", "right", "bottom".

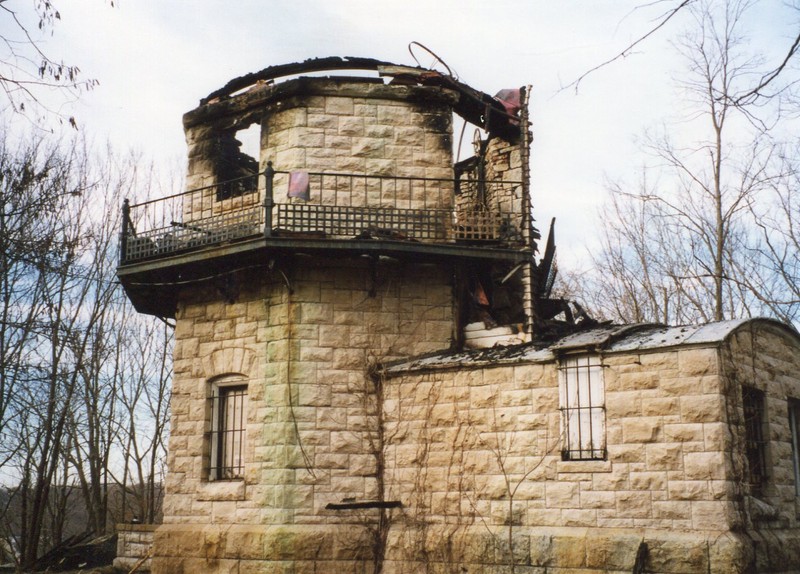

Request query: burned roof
[
  {"left": 191, "top": 56, "right": 522, "bottom": 141},
  {"left": 200, "top": 56, "right": 396, "bottom": 104},
  {"left": 383, "top": 317, "right": 800, "bottom": 375}
]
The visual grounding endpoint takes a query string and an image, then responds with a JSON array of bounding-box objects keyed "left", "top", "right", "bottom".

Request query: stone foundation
[
  {"left": 151, "top": 524, "right": 375, "bottom": 574},
  {"left": 147, "top": 522, "right": 800, "bottom": 573},
  {"left": 115, "top": 523, "right": 157, "bottom": 572},
  {"left": 384, "top": 526, "right": 753, "bottom": 573}
]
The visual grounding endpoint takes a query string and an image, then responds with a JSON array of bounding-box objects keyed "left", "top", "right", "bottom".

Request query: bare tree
[
  {"left": 64, "top": 165, "right": 127, "bottom": 536},
  {"left": 568, "top": 0, "right": 800, "bottom": 106},
  {"left": 568, "top": 0, "right": 796, "bottom": 325},
  {"left": 11, "top": 147, "right": 97, "bottom": 568},
  {"left": 60, "top": 151, "right": 174, "bottom": 532},
  {"left": 0, "top": 1, "right": 106, "bottom": 124},
  {"left": 115, "top": 312, "right": 172, "bottom": 524},
  {"left": 740, "top": 144, "right": 800, "bottom": 324},
  {"left": 0, "top": 134, "right": 74, "bottom": 467},
  {"left": 0, "top": 133, "right": 174, "bottom": 568}
]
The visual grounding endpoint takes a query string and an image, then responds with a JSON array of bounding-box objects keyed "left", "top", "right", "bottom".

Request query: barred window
[
  {"left": 789, "top": 399, "right": 800, "bottom": 496},
  {"left": 209, "top": 382, "right": 248, "bottom": 481},
  {"left": 742, "top": 386, "right": 767, "bottom": 496},
  {"left": 559, "top": 354, "right": 605, "bottom": 461}
]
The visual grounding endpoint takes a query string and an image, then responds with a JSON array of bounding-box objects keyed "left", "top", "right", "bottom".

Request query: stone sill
[
  {"left": 557, "top": 459, "right": 612, "bottom": 474},
  {"left": 197, "top": 479, "right": 246, "bottom": 501}
]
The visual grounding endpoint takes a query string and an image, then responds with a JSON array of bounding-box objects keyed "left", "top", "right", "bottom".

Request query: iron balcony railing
[{"left": 119, "top": 164, "right": 525, "bottom": 264}]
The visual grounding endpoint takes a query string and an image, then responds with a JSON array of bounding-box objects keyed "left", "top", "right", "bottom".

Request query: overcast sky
[{"left": 5, "top": 0, "right": 796, "bottom": 267}]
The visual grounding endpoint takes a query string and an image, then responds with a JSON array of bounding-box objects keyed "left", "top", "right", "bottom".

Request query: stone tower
[{"left": 117, "top": 57, "right": 535, "bottom": 572}]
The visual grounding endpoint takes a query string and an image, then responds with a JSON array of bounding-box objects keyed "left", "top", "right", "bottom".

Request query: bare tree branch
[
  {"left": 0, "top": 1, "right": 105, "bottom": 125},
  {"left": 734, "top": 29, "right": 800, "bottom": 105},
  {"left": 564, "top": 0, "right": 694, "bottom": 93}
]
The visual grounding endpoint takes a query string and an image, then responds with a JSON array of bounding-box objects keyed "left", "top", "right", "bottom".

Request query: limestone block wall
[
  {"left": 260, "top": 82, "right": 455, "bottom": 195},
  {"left": 454, "top": 138, "right": 525, "bottom": 229},
  {"left": 154, "top": 257, "right": 454, "bottom": 572},
  {"left": 483, "top": 137, "right": 525, "bottom": 230},
  {"left": 114, "top": 523, "right": 156, "bottom": 572},
  {"left": 723, "top": 323, "right": 800, "bottom": 571},
  {"left": 380, "top": 343, "right": 765, "bottom": 572}
]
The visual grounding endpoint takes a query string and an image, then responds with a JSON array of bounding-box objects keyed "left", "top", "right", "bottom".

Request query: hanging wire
[
  {"left": 408, "top": 42, "right": 469, "bottom": 160},
  {"left": 408, "top": 41, "right": 457, "bottom": 79},
  {"left": 455, "top": 118, "right": 468, "bottom": 163}
]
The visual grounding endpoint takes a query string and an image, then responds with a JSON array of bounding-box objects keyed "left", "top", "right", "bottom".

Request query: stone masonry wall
[
  {"left": 723, "top": 323, "right": 800, "bottom": 571},
  {"left": 482, "top": 136, "right": 525, "bottom": 231},
  {"left": 454, "top": 137, "right": 524, "bottom": 232},
  {"left": 261, "top": 83, "right": 454, "bottom": 179},
  {"left": 154, "top": 257, "right": 454, "bottom": 573},
  {"left": 115, "top": 523, "right": 156, "bottom": 572},
  {"left": 261, "top": 86, "right": 455, "bottom": 214},
  {"left": 381, "top": 343, "right": 755, "bottom": 572}
]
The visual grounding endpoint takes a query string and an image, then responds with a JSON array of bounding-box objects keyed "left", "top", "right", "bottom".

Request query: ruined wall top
[{"left": 182, "top": 56, "right": 522, "bottom": 142}]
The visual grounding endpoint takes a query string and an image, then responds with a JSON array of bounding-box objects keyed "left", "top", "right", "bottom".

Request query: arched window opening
[{"left": 208, "top": 376, "right": 248, "bottom": 481}]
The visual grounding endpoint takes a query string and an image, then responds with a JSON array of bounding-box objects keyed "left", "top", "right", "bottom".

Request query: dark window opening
[
  {"left": 214, "top": 124, "right": 260, "bottom": 201},
  {"left": 788, "top": 398, "right": 800, "bottom": 496},
  {"left": 465, "top": 265, "right": 526, "bottom": 328},
  {"left": 560, "top": 355, "right": 605, "bottom": 461},
  {"left": 209, "top": 384, "right": 247, "bottom": 480},
  {"left": 743, "top": 386, "right": 767, "bottom": 496}
]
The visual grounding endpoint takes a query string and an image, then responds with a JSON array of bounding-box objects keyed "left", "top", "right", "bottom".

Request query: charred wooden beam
[{"left": 201, "top": 56, "right": 397, "bottom": 105}]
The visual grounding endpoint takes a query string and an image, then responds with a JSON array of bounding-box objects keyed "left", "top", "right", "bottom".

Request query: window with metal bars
[
  {"left": 742, "top": 386, "right": 767, "bottom": 496},
  {"left": 559, "top": 354, "right": 605, "bottom": 461},
  {"left": 790, "top": 399, "right": 800, "bottom": 497},
  {"left": 209, "top": 383, "right": 248, "bottom": 481}
]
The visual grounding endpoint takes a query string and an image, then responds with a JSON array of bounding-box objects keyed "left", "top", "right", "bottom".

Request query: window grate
[
  {"left": 789, "top": 399, "right": 800, "bottom": 496},
  {"left": 559, "top": 355, "right": 605, "bottom": 461},
  {"left": 209, "top": 385, "right": 247, "bottom": 480},
  {"left": 742, "top": 386, "right": 767, "bottom": 495}
]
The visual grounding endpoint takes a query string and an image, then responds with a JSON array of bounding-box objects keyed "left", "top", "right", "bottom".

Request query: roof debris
[
  {"left": 197, "top": 56, "right": 522, "bottom": 141},
  {"left": 384, "top": 317, "right": 800, "bottom": 374}
]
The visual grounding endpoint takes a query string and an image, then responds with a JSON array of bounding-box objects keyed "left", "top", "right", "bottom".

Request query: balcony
[{"left": 117, "top": 165, "right": 531, "bottom": 317}]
